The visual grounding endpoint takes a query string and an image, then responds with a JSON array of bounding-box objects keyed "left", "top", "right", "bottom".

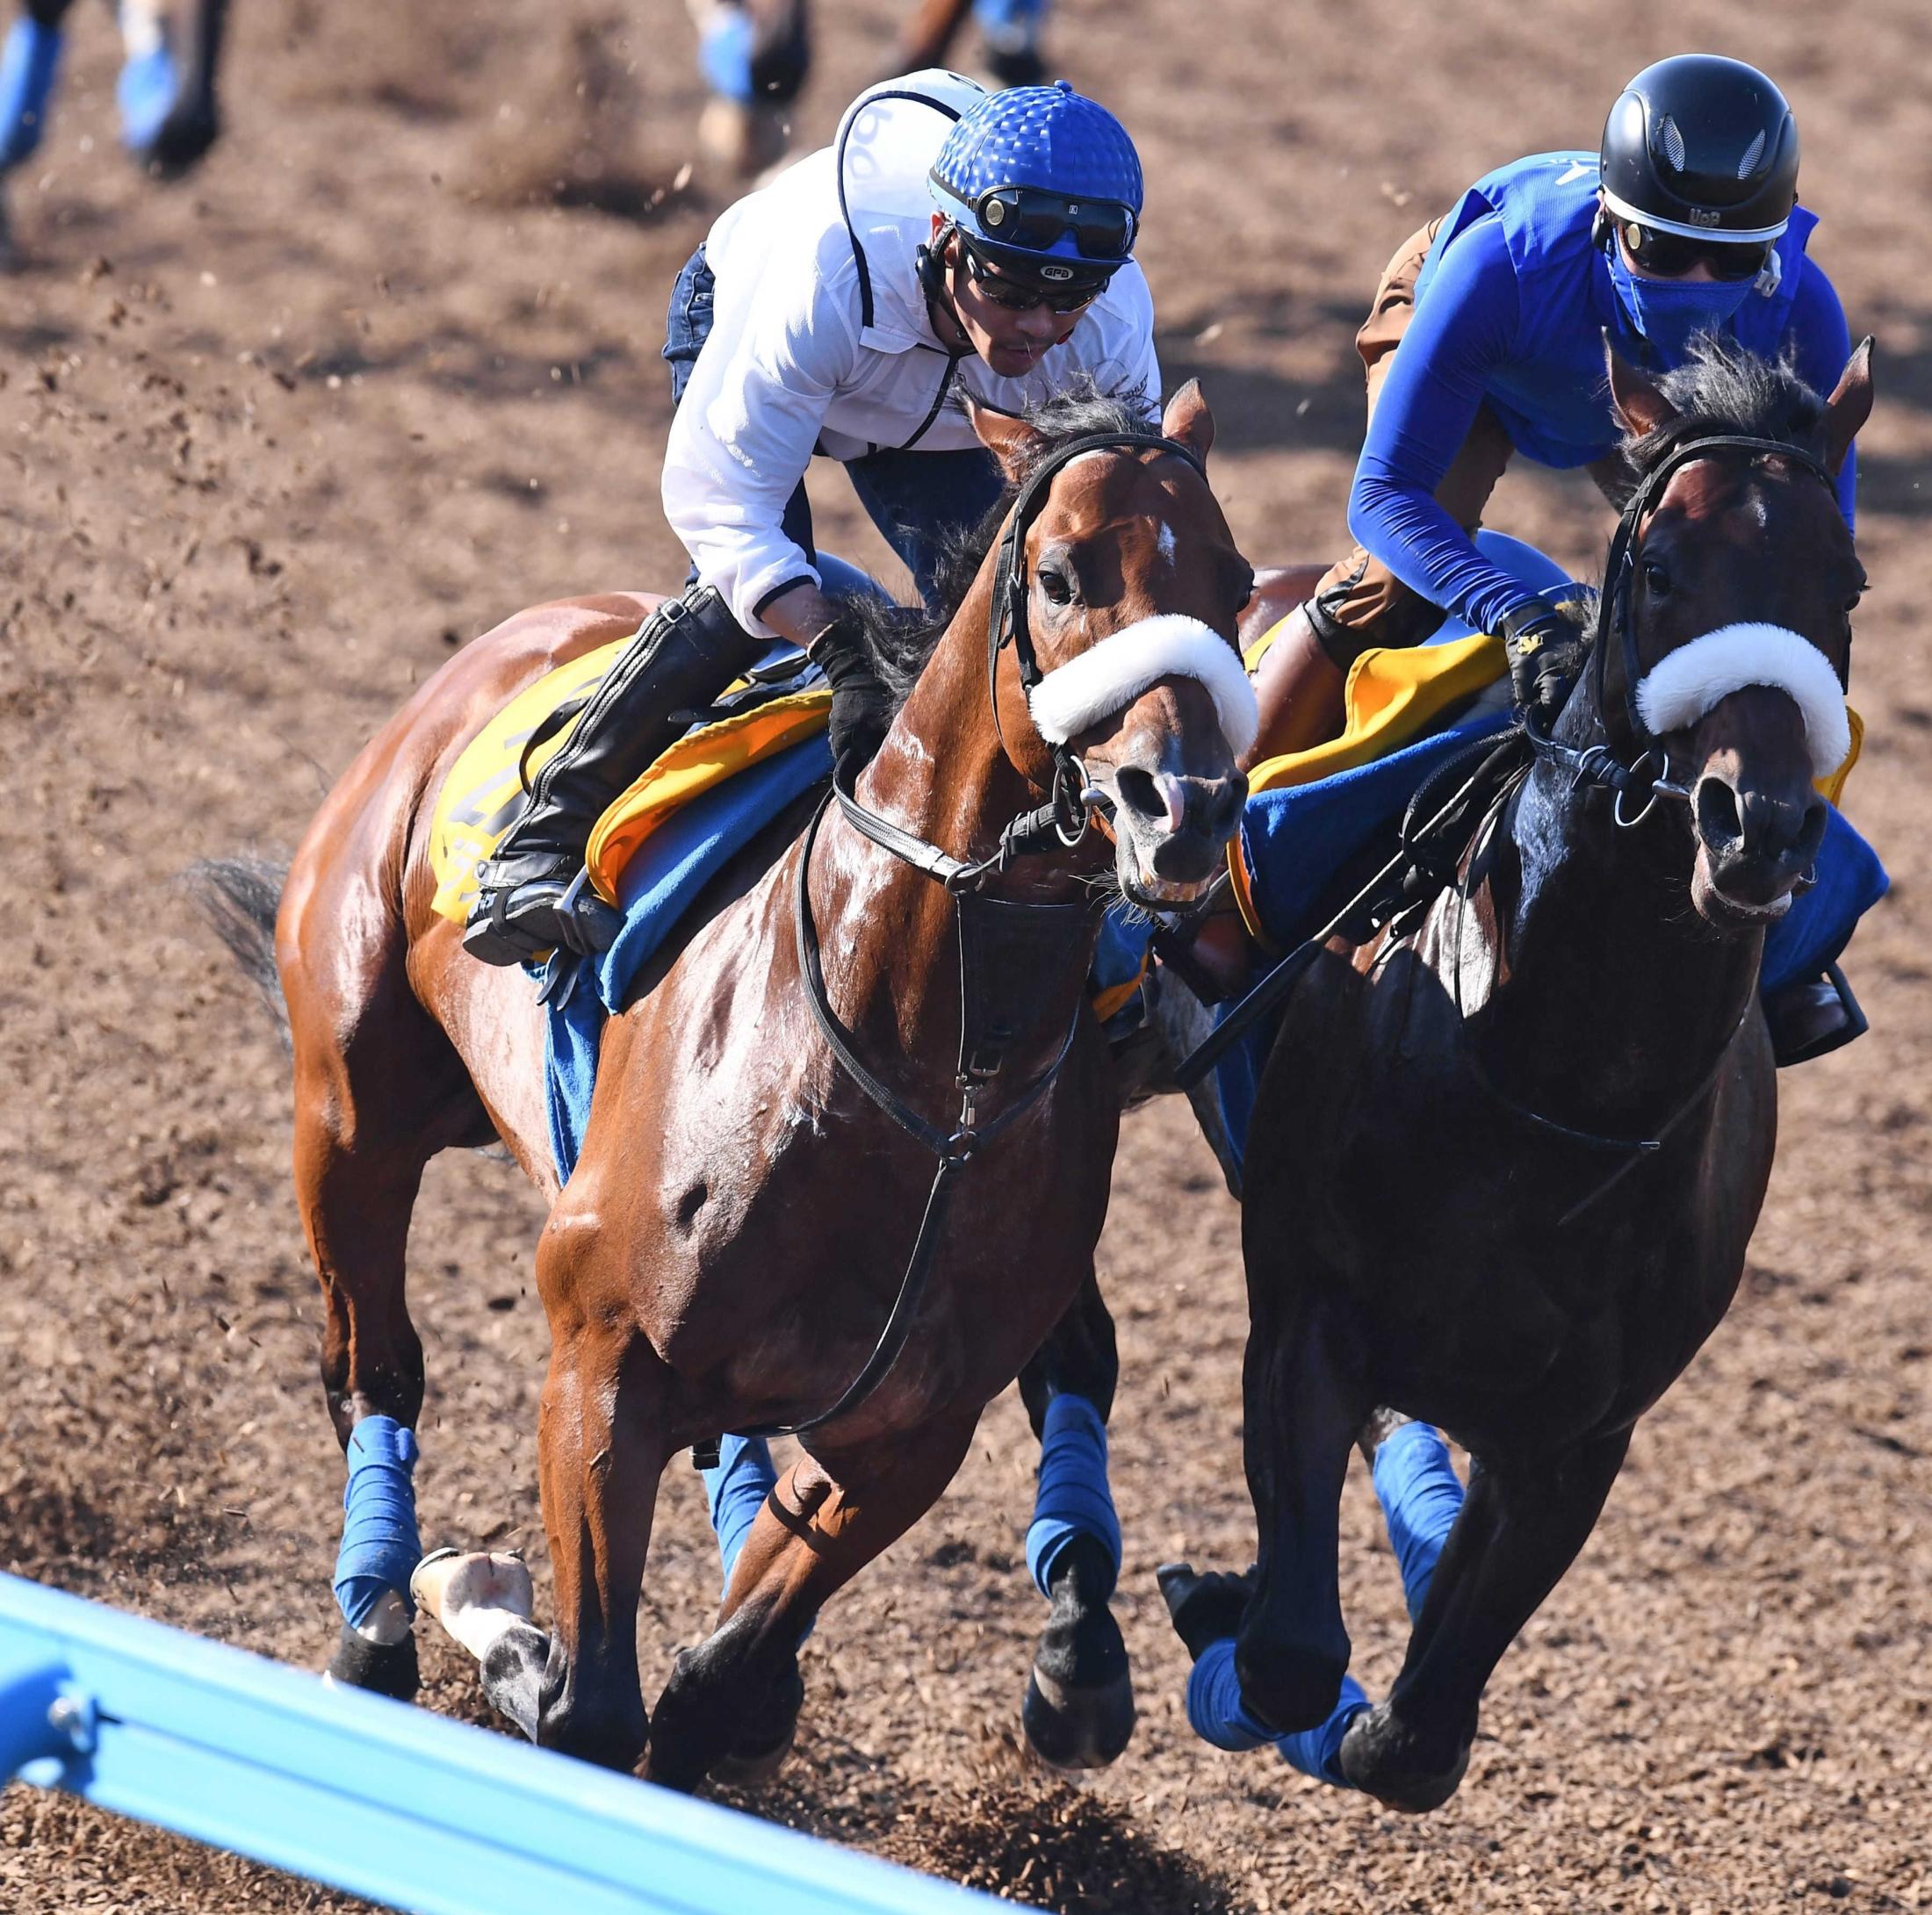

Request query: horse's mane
[
  {"left": 1614, "top": 335, "right": 1831, "bottom": 501},
  {"left": 846, "top": 384, "right": 1156, "bottom": 707}
]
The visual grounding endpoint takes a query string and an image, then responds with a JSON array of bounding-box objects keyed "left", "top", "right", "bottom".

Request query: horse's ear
[
  {"left": 1604, "top": 329, "right": 1678, "bottom": 438},
  {"left": 1160, "top": 378, "right": 1215, "bottom": 462},
  {"left": 966, "top": 396, "right": 1048, "bottom": 483},
  {"left": 1821, "top": 335, "right": 1875, "bottom": 476}
]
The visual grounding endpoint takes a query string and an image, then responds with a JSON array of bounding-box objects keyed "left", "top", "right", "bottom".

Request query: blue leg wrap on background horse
[
  {"left": 0, "top": 17, "right": 62, "bottom": 173},
  {"left": 972, "top": 0, "right": 1044, "bottom": 37},
  {"left": 696, "top": 2, "right": 754, "bottom": 104},
  {"left": 115, "top": 4, "right": 179, "bottom": 156},
  {"left": 1025, "top": 1393, "right": 1122, "bottom": 1601},
  {"left": 333, "top": 1417, "right": 422, "bottom": 1630},
  {"left": 1186, "top": 1421, "right": 1466, "bottom": 1785},
  {"left": 702, "top": 1434, "right": 777, "bottom": 1594},
  {"left": 1372, "top": 1420, "right": 1462, "bottom": 1623}
]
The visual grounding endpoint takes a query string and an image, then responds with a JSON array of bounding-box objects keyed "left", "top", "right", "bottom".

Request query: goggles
[
  {"left": 967, "top": 184, "right": 1136, "bottom": 261},
  {"left": 961, "top": 241, "right": 1102, "bottom": 315},
  {"left": 1618, "top": 219, "right": 1770, "bottom": 282}
]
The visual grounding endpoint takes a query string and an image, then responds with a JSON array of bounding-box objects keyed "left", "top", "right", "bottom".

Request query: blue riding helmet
[{"left": 927, "top": 79, "right": 1143, "bottom": 293}]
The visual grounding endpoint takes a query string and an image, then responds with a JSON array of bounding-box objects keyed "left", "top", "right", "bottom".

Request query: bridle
[
  {"left": 1180, "top": 426, "right": 1838, "bottom": 1211},
  {"left": 1467, "top": 427, "right": 1839, "bottom": 1213},
  {"left": 712, "top": 428, "right": 1213, "bottom": 1454},
  {"left": 1525, "top": 427, "right": 1837, "bottom": 826}
]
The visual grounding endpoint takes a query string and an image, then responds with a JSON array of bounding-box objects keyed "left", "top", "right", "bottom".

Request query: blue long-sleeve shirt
[{"left": 1347, "top": 159, "right": 1856, "bottom": 638}]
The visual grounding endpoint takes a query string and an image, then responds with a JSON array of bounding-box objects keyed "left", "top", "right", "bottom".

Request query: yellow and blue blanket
[
  {"left": 1171, "top": 533, "right": 1887, "bottom": 1176},
  {"left": 433, "top": 535, "right": 1886, "bottom": 1186}
]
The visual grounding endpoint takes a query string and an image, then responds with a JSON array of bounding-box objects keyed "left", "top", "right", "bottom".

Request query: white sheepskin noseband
[
  {"left": 1634, "top": 623, "right": 1850, "bottom": 778},
  {"left": 1026, "top": 615, "right": 1258, "bottom": 762}
]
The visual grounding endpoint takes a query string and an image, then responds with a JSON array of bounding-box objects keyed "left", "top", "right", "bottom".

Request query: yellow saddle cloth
[
  {"left": 429, "top": 638, "right": 831, "bottom": 923},
  {"left": 1229, "top": 616, "right": 1863, "bottom": 940}
]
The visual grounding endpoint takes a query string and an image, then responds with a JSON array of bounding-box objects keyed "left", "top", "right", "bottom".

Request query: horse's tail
[{"left": 184, "top": 853, "right": 291, "bottom": 1047}]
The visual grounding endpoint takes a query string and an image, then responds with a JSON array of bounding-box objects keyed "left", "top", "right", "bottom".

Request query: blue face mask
[{"left": 1606, "top": 245, "right": 1756, "bottom": 360}]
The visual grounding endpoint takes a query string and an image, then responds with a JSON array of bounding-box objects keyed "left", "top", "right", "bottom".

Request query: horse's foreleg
[
  {"left": 0, "top": 0, "right": 70, "bottom": 181},
  {"left": 1233, "top": 1292, "right": 1367, "bottom": 1733},
  {"left": 510, "top": 1321, "right": 667, "bottom": 1770},
  {"left": 1340, "top": 1428, "right": 1629, "bottom": 1811},
  {"left": 1015, "top": 1268, "right": 1134, "bottom": 1769},
  {"left": 645, "top": 1408, "right": 979, "bottom": 1792},
  {"left": 294, "top": 1095, "right": 430, "bottom": 1701},
  {"left": 117, "top": 0, "right": 227, "bottom": 174}
]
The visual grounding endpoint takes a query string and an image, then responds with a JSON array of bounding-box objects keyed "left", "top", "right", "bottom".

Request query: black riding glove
[
  {"left": 1499, "top": 598, "right": 1590, "bottom": 727},
  {"left": 811, "top": 618, "right": 896, "bottom": 771}
]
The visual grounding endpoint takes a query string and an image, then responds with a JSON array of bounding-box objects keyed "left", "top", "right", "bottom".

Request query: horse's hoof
[
  {"left": 1232, "top": 1631, "right": 1348, "bottom": 1736},
  {"left": 1338, "top": 1701, "right": 1470, "bottom": 1812},
  {"left": 411, "top": 1546, "right": 534, "bottom": 1656},
  {"left": 710, "top": 1717, "right": 797, "bottom": 1789},
  {"left": 325, "top": 1620, "right": 419, "bottom": 1701},
  {"left": 1157, "top": 1560, "right": 1256, "bottom": 1659},
  {"left": 1022, "top": 1662, "right": 1135, "bottom": 1769},
  {"left": 704, "top": 1661, "right": 806, "bottom": 1789}
]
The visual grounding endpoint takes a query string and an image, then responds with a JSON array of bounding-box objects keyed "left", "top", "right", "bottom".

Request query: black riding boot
[
  {"left": 1763, "top": 960, "right": 1868, "bottom": 1068},
  {"left": 464, "top": 585, "right": 766, "bottom": 967}
]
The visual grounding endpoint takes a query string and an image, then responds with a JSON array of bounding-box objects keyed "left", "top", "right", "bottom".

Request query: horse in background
[
  {"left": 0, "top": 0, "right": 226, "bottom": 262},
  {"left": 197, "top": 385, "right": 1256, "bottom": 1789},
  {"left": 1158, "top": 337, "right": 1876, "bottom": 1809}
]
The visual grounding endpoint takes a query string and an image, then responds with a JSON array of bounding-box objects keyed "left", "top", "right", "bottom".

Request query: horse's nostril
[
  {"left": 1694, "top": 776, "right": 1742, "bottom": 853},
  {"left": 1795, "top": 796, "right": 1829, "bottom": 866},
  {"left": 1210, "top": 771, "right": 1249, "bottom": 836},
  {"left": 1114, "top": 767, "right": 1164, "bottom": 822}
]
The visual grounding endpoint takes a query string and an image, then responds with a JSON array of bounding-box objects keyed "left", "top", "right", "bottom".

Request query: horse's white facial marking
[{"left": 1155, "top": 520, "right": 1179, "bottom": 572}]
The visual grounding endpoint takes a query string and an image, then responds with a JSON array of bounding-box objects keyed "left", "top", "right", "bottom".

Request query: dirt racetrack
[{"left": 3, "top": 0, "right": 1930, "bottom": 1909}]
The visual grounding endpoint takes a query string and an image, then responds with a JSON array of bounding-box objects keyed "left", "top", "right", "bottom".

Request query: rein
[
  {"left": 1181, "top": 428, "right": 1832, "bottom": 1197},
  {"left": 721, "top": 427, "right": 1208, "bottom": 1450}
]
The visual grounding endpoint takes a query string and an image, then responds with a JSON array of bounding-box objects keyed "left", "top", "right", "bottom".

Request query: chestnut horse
[
  {"left": 205, "top": 385, "right": 1254, "bottom": 1787},
  {"left": 1166, "top": 339, "right": 1875, "bottom": 1810}
]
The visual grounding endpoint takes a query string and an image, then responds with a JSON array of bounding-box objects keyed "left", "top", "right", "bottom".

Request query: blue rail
[{"left": 0, "top": 1572, "right": 1007, "bottom": 1915}]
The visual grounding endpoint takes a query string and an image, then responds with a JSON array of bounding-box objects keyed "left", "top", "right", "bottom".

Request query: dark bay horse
[
  {"left": 1171, "top": 338, "right": 1874, "bottom": 1811},
  {"left": 206, "top": 385, "right": 1255, "bottom": 1787}
]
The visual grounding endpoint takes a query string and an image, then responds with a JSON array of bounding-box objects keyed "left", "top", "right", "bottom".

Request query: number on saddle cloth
[
  {"left": 1185, "top": 1422, "right": 1465, "bottom": 1788},
  {"left": 334, "top": 1417, "right": 423, "bottom": 1630}
]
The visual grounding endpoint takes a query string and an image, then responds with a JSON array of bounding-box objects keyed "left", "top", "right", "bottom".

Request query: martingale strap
[{"left": 700, "top": 425, "right": 1211, "bottom": 1453}]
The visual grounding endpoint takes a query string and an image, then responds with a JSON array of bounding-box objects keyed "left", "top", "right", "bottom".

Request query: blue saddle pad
[{"left": 543, "top": 735, "right": 832, "bottom": 1182}]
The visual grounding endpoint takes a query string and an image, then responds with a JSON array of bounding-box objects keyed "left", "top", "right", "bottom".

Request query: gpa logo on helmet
[
  {"left": 1688, "top": 207, "right": 1721, "bottom": 227},
  {"left": 1039, "top": 262, "right": 1075, "bottom": 283}
]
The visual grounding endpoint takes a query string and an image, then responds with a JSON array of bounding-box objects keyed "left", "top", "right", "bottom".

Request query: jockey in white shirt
[{"left": 467, "top": 69, "right": 1162, "bottom": 966}]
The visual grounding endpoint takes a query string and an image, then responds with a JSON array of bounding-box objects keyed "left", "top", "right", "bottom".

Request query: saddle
[{"left": 429, "top": 645, "right": 831, "bottom": 925}]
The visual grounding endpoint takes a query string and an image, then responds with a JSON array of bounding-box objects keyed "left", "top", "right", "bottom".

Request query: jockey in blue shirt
[{"left": 1246, "top": 54, "right": 1865, "bottom": 1060}]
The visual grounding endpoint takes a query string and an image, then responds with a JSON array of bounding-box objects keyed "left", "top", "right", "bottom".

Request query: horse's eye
[
  {"left": 1641, "top": 560, "right": 1672, "bottom": 596},
  {"left": 1038, "top": 569, "right": 1073, "bottom": 608}
]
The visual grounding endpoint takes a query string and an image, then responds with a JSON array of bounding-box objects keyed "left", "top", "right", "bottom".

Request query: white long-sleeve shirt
[{"left": 662, "top": 70, "right": 1163, "bottom": 636}]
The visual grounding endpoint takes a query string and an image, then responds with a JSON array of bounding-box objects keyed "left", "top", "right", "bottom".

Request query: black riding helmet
[{"left": 1601, "top": 54, "right": 1799, "bottom": 247}]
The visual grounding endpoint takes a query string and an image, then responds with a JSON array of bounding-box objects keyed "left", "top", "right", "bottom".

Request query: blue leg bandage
[
  {"left": 116, "top": 3, "right": 178, "bottom": 156},
  {"left": 1371, "top": 1421, "right": 1464, "bottom": 1623},
  {"left": 1181, "top": 1425, "right": 1464, "bottom": 1788},
  {"left": 696, "top": 3, "right": 753, "bottom": 103},
  {"left": 1185, "top": 1638, "right": 1371, "bottom": 1782},
  {"left": 333, "top": 1417, "right": 422, "bottom": 1629},
  {"left": 0, "top": 18, "right": 62, "bottom": 173},
  {"left": 973, "top": 0, "right": 1044, "bottom": 33},
  {"left": 1025, "top": 1393, "right": 1122, "bottom": 1601},
  {"left": 701, "top": 1434, "right": 777, "bottom": 1595}
]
